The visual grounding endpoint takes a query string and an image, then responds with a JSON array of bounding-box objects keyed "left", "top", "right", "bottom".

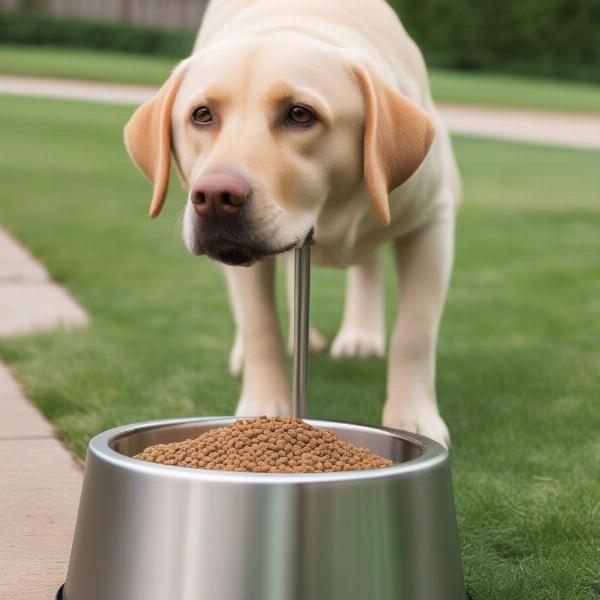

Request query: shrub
[
  {"left": 0, "top": 12, "right": 194, "bottom": 58},
  {"left": 389, "top": 0, "right": 600, "bottom": 82}
]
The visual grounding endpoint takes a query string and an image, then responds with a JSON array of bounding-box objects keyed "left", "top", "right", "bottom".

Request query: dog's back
[{"left": 197, "top": 0, "right": 426, "bottom": 93}]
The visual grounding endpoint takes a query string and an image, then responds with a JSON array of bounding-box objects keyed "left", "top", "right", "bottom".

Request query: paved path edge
[{"left": 0, "top": 226, "right": 88, "bottom": 599}]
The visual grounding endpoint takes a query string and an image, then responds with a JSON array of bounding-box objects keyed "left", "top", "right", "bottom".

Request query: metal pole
[{"left": 292, "top": 245, "right": 311, "bottom": 419}]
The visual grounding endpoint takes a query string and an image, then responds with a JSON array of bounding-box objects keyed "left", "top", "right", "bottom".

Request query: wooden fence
[{"left": 0, "top": 0, "right": 209, "bottom": 30}]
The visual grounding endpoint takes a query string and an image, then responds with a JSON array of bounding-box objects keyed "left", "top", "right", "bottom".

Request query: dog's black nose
[{"left": 191, "top": 172, "right": 250, "bottom": 219}]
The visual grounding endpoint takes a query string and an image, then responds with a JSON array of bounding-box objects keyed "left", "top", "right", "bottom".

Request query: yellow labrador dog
[{"left": 125, "top": 0, "right": 460, "bottom": 445}]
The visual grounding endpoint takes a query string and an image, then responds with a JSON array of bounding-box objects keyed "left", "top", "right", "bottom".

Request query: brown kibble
[{"left": 134, "top": 417, "right": 393, "bottom": 473}]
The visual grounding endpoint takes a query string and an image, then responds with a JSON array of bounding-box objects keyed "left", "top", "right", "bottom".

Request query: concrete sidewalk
[
  {"left": 1, "top": 74, "right": 599, "bottom": 150},
  {"left": 0, "top": 363, "right": 83, "bottom": 599},
  {"left": 0, "top": 227, "right": 87, "bottom": 599},
  {"left": 441, "top": 104, "right": 600, "bottom": 150},
  {"left": 0, "top": 229, "right": 88, "bottom": 336}
]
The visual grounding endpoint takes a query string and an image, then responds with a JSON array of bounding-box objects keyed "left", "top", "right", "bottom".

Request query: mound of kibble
[{"left": 135, "top": 416, "right": 393, "bottom": 473}]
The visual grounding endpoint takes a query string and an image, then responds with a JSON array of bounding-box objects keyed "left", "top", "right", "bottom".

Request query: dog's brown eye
[
  {"left": 288, "top": 106, "right": 315, "bottom": 125},
  {"left": 191, "top": 106, "right": 212, "bottom": 125}
]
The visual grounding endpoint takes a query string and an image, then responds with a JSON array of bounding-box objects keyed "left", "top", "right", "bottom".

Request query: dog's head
[{"left": 125, "top": 35, "right": 435, "bottom": 266}]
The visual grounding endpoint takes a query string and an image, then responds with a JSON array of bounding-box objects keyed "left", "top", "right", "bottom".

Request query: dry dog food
[{"left": 135, "top": 416, "right": 393, "bottom": 472}]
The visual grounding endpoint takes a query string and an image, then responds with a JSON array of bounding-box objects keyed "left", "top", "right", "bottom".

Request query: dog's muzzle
[{"left": 187, "top": 172, "right": 314, "bottom": 266}]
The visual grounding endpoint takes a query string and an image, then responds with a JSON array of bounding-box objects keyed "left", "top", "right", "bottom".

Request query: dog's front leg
[
  {"left": 384, "top": 210, "right": 454, "bottom": 447},
  {"left": 225, "top": 261, "right": 291, "bottom": 417},
  {"left": 331, "top": 252, "right": 386, "bottom": 359}
]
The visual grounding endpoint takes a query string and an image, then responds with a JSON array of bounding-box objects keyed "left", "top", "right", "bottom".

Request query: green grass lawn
[
  {"left": 0, "top": 44, "right": 176, "bottom": 86},
  {"left": 2, "top": 44, "right": 600, "bottom": 113},
  {"left": 429, "top": 68, "right": 600, "bottom": 114},
  {"left": 0, "top": 95, "right": 599, "bottom": 598}
]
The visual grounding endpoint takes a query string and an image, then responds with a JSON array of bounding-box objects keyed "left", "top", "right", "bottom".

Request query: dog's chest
[
  {"left": 311, "top": 175, "right": 441, "bottom": 268},
  {"left": 311, "top": 212, "right": 403, "bottom": 268}
]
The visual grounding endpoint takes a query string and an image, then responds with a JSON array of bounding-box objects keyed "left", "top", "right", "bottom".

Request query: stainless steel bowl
[{"left": 61, "top": 417, "right": 466, "bottom": 600}]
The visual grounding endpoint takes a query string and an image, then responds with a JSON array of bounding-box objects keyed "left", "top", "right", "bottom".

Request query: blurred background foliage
[
  {"left": 390, "top": 0, "right": 600, "bottom": 82},
  {"left": 0, "top": 0, "right": 599, "bottom": 83},
  {"left": 0, "top": 12, "right": 195, "bottom": 57}
]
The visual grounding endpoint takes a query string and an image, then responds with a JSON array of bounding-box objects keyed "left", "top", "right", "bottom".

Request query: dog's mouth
[
  {"left": 205, "top": 240, "right": 283, "bottom": 266},
  {"left": 212, "top": 243, "right": 257, "bottom": 266},
  {"left": 195, "top": 229, "right": 313, "bottom": 266}
]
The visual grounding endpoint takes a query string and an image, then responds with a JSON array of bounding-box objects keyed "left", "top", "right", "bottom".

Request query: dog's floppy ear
[
  {"left": 352, "top": 66, "right": 435, "bottom": 225},
  {"left": 124, "top": 61, "right": 188, "bottom": 218}
]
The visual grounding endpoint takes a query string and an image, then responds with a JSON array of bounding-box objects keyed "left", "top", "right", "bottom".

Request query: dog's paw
[
  {"left": 287, "top": 326, "right": 328, "bottom": 355},
  {"left": 382, "top": 402, "right": 450, "bottom": 448},
  {"left": 228, "top": 333, "right": 244, "bottom": 377},
  {"left": 234, "top": 395, "right": 291, "bottom": 418},
  {"left": 330, "top": 327, "right": 385, "bottom": 359}
]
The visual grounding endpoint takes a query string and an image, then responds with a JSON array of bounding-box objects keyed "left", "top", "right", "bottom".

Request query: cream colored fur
[{"left": 125, "top": 0, "right": 461, "bottom": 446}]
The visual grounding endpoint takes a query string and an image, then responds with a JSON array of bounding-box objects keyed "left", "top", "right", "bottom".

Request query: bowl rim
[{"left": 89, "top": 416, "right": 448, "bottom": 484}]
